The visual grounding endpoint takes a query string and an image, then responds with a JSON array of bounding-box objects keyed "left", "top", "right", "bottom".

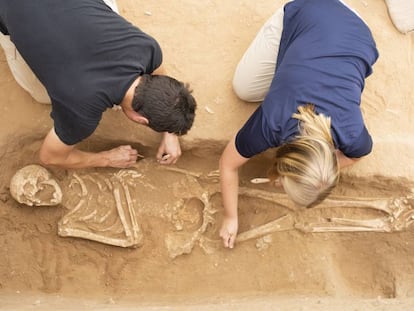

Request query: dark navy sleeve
[
  {"left": 235, "top": 106, "right": 278, "bottom": 158},
  {"left": 340, "top": 126, "right": 373, "bottom": 158},
  {"left": 145, "top": 37, "right": 162, "bottom": 74},
  {"left": 0, "top": 21, "right": 8, "bottom": 35},
  {"left": 51, "top": 104, "right": 100, "bottom": 145}
]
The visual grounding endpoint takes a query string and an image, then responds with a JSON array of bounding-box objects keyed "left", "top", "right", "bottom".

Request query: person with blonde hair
[{"left": 219, "top": 0, "right": 379, "bottom": 248}]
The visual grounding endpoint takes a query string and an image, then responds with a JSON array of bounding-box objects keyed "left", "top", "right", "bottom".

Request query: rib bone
[{"left": 58, "top": 170, "right": 143, "bottom": 248}]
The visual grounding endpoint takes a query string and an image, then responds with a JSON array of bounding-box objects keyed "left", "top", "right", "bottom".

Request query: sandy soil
[{"left": 1, "top": 0, "right": 414, "bottom": 310}]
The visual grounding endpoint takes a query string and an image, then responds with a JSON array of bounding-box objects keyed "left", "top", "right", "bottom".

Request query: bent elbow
[
  {"left": 38, "top": 147, "right": 61, "bottom": 168},
  {"left": 38, "top": 150, "right": 53, "bottom": 167}
]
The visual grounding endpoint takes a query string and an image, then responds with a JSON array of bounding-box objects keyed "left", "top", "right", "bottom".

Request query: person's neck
[{"left": 119, "top": 76, "right": 141, "bottom": 111}]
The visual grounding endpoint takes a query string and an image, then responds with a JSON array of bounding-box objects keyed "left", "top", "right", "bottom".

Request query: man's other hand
[{"left": 156, "top": 132, "right": 181, "bottom": 165}]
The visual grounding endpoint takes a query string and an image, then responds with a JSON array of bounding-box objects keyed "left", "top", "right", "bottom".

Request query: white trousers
[
  {"left": 0, "top": 0, "right": 119, "bottom": 104},
  {"left": 232, "top": 0, "right": 363, "bottom": 102}
]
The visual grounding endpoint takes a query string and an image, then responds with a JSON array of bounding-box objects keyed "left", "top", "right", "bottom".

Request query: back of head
[
  {"left": 132, "top": 74, "right": 197, "bottom": 135},
  {"left": 268, "top": 104, "right": 339, "bottom": 207}
]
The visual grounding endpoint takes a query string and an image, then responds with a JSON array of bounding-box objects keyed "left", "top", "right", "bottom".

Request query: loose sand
[{"left": 0, "top": 0, "right": 414, "bottom": 310}]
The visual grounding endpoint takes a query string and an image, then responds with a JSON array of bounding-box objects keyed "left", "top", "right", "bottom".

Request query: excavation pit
[{"left": 1, "top": 137, "right": 414, "bottom": 309}]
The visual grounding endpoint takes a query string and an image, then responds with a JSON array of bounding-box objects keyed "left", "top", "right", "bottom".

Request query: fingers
[
  {"left": 222, "top": 233, "right": 230, "bottom": 248},
  {"left": 157, "top": 152, "right": 181, "bottom": 165},
  {"left": 228, "top": 234, "right": 236, "bottom": 249},
  {"left": 157, "top": 153, "right": 171, "bottom": 164},
  {"left": 119, "top": 145, "right": 132, "bottom": 150},
  {"left": 112, "top": 145, "right": 139, "bottom": 168},
  {"left": 120, "top": 145, "right": 138, "bottom": 161},
  {"left": 220, "top": 229, "right": 236, "bottom": 249},
  {"left": 156, "top": 149, "right": 164, "bottom": 161},
  {"left": 222, "top": 233, "right": 236, "bottom": 249}
]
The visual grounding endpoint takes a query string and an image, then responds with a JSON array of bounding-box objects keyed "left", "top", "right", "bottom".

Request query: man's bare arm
[{"left": 39, "top": 128, "right": 139, "bottom": 169}]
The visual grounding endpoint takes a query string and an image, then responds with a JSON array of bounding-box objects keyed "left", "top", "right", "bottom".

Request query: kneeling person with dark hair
[{"left": 0, "top": 0, "right": 196, "bottom": 169}]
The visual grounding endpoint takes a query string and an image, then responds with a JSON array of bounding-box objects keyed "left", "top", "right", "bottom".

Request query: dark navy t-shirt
[
  {"left": 0, "top": 0, "right": 162, "bottom": 145},
  {"left": 236, "top": 0, "right": 379, "bottom": 158}
]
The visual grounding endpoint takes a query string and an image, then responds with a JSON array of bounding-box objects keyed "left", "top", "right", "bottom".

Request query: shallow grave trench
[{"left": 1, "top": 135, "right": 414, "bottom": 304}]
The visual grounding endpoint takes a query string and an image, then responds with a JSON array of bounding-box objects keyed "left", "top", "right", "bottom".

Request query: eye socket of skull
[{"left": 10, "top": 164, "right": 62, "bottom": 206}]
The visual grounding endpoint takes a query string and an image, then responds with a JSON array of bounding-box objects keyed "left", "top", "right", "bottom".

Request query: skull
[{"left": 9, "top": 164, "right": 62, "bottom": 206}]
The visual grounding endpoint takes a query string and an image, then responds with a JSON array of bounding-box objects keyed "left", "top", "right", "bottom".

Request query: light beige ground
[{"left": 0, "top": 0, "right": 414, "bottom": 310}]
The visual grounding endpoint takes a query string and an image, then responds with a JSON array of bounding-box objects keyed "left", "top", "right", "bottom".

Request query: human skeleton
[{"left": 9, "top": 161, "right": 414, "bottom": 258}]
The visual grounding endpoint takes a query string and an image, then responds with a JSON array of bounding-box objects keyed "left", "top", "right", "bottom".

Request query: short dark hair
[{"left": 132, "top": 74, "right": 197, "bottom": 135}]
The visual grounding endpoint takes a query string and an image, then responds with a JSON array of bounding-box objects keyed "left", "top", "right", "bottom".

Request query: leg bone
[
  {"left": 295, "top": 217, "right": 393, "bottom": 233},
  {"left": 199, "top": 214, "right": 295, "bottom": 254}
]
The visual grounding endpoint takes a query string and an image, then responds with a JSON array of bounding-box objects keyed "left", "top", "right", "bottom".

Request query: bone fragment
[
  {"left": 104, "top": 178, "right": 113, "bottom": 191},
  {"left": 317, "top": 196, "right": 393, "bottom": 215},
  {"left": 121, "top": 181, "right": 141, "bottom": 242},
  {"left": 113, "top": 187, "right": 132, "bottom": 238},
  {"left": 238, "top": 187, "right": 294, "bottom": 211},
  {"left": 83, "top": 175, "right": 105, "bottom": 191},
  {"left": 161, "top": 154, "right": 171, "bottom": 161},
  {"left": 60, "top": 199, "right": 86, "bottom": 225},
  {"left": 159, "top": 166, "right": 203, "bottom": 178},
  {"left": 72, "top": 173, "right": 88, "bottom": 196},
  {"left": 58, "top": 227, "right": 140, "bottom": 248},
  {"left": 295, "top": 216, "right": 393, "bottom": 233},
  {"left": 98, "top": 209, "right": 113, "bottom": 223},
  {"left": 78, "top": 209, "right": 98, "bottom": 222},
  {"left": 237, "top": 214, "right": 294, "bottom": 241},
  {"left": 207, "top": 170, "right": 220, "bottom": 178},
  {"left": 204, "top": 106, "right": 214, "bottom": 114},
  {"left": 250, "top": 177, "right": 271, "bottom": 184}
]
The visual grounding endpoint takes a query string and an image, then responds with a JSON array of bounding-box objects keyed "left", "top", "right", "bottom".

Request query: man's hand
[
  {"left": 219, "top": 216, "right": 239, "bottom": 249},
  {"left": 101, "top": 145, "right": 139, "bottom": 168},
  {"left": 39, "top": 128, "right": 139, "bottom": 169},
  {"left": 156, "top": 132, "right": 181, "bottom": 165}
]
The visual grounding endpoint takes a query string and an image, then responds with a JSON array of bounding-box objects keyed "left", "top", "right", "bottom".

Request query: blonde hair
[{"left": 268, "top": 104, "right": 339, "bottom": 207}]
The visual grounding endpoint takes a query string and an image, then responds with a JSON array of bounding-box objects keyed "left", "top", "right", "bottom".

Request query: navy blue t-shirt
[
  {"left": 236, "top": 0, "right": 379, "bottom": 158},
  {"left": 0, "top": 0, "right": 162, "bottom": 145}
]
